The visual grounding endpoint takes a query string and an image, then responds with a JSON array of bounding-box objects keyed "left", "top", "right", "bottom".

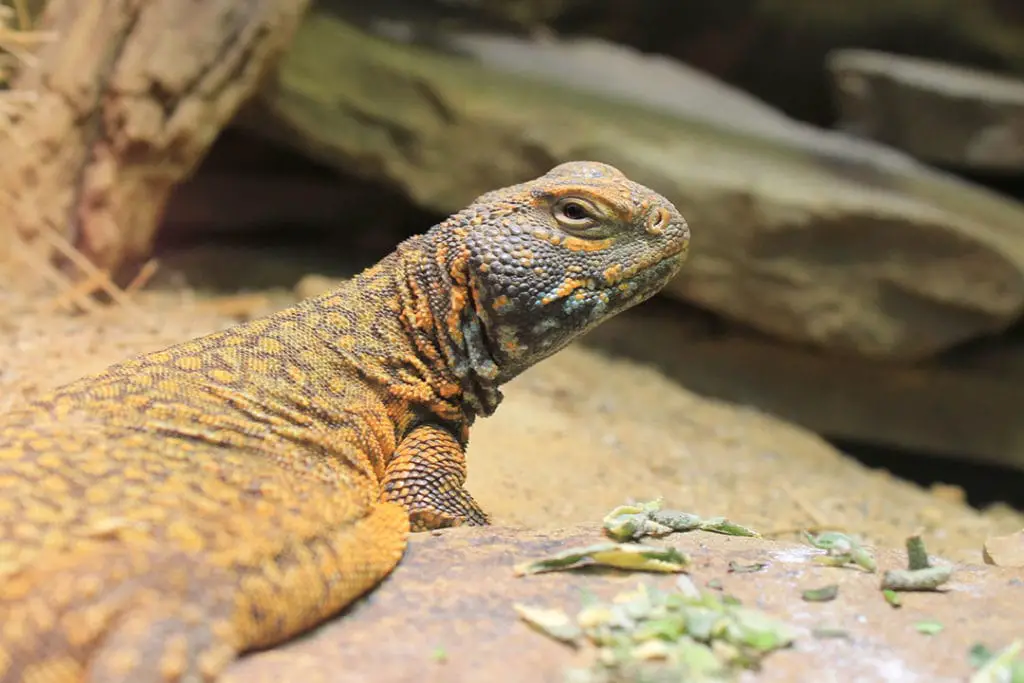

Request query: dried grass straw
[{"left": 1, "top": 1, "right": 143, "bottom": 314}]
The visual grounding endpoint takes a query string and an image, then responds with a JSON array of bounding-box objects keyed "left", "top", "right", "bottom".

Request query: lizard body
[{"left": 0, "top": 162, "right": 690, "bottom": 682}]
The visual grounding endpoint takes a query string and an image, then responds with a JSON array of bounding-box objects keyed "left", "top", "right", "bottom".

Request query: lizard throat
[
  {"left": 455, "top": 273, "right": 505, "bottom": 418},
  {"left": 396, "top": 237, "right": 504, "bottom": 422}
]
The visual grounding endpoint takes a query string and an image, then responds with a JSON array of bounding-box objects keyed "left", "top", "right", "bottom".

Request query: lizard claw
[{"left": 403, "top": 487, "right": 490, "bottom": 532}]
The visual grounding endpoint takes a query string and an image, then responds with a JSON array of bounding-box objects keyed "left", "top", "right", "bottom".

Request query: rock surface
[
  {"left": 983, "top": 530, "right": 1024, "bottom": 567},
  {"left": 244, "top": 6, "right": 1024, "bottom": 360},
  {"left": 582, "top": 298, "right": 1024, "bottom": 473},
  {"left": 542, "top": 0, "right": 1024, "bottom": 128},
  {"left": 829, "top": 49, "right": 1024, "bottom": 172},
  {"left": 223, "top": 524, "right": 1024, "bottom": 683}
]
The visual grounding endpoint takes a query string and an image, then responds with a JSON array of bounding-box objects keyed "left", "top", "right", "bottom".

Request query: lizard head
[{"left": 445, "top": 160, "right": 690, "bottom": 383}]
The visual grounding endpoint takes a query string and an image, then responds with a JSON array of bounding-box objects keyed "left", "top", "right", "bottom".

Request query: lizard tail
[{"left": 0, "top": 499, "right": 410, "bottom": 683}]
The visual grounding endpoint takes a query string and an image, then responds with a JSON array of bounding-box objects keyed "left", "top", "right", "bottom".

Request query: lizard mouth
[
  {"left": 653, "top": 248, "right": 688, "bottom": 275},
  {"left": 650, "top": 248, "right": 688, "bottom": 272},
  {"left": 604, "top": 248, "right": 687, "bottom": 309},
  {"left": 600, "top": 245, "right": 687, "bottom": 291}
]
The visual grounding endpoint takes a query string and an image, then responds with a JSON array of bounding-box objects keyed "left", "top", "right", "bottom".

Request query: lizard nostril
[{"left": 646, "top": 207, "right": 670, "bottom": 235}]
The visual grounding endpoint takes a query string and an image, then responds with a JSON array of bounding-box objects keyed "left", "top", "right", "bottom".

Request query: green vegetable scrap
[
  {"left": 880, "top": 566, "right": 952, "bottom": 591},
  {"left": 804, "top": 531, "right": 877, "bottom": 572},
  {"left": 882, "top": 589, "right": 902, "bottom": 608},
  {"left": 801, "top": 584, "right": 839, "bottom": 602},
  {"left": 727, "top": 561, "right": 767, "bottom": 574},
  {"left": 602, "top": 499, "right": 759, "bottom": 542},
  {"left": 518, "top": 581, "right": 798, "bottom": 683},
  {"left": 971, "top": 644, "right": 997, "bottom": 669},
  {"left": 513, "top": 604, "right": 583, "bottom": 643},
  {"left": 969, "top": 640, "right": 1024, "bottom": 683},
  {"left": 697, "top": 517, "right": 761, "bottom": 538},
  {"left": 914, "top": 620, "right": 944, "bottom": 636},
  {"left": 601, "top": 499, "right": 683, "bottom": 542},
  {"left": 880, "top": 535, "right": 953, "bottom": 593},
  {"left": 514, "top": 542, "right": 690, "bottom": 576},
  {"left": 906, "top": 535, "right": 931, "bottom": 570},
  {"left": 811, "top": 625, "right": 850, "bottom": 640}
]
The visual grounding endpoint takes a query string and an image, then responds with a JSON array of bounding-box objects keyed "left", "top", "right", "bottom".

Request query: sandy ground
[{"left": 1, "top": 248, "right": 1021, "bottom": 565}]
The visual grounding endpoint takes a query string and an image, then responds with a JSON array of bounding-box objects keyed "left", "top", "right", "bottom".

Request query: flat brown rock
[
  {"left": 582, "top": 299, "right": 1024, "bottom": 472},
  {"left": 225, "top": 524, "right": 1023, "bottom": 683}
]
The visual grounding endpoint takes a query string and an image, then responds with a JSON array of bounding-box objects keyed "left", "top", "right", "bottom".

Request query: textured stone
[
  {"left": 581, "top": 298, "right": 1024, "bottom": 472},
  {"left": 983, "top": 531, "right": 1024, "bottom": 567},
  {"left": 829, "top": 49, "right": 1024, "bottom": 171},
  {"left": 225, "top": 524, "right": 1024, "bottom": 683}
]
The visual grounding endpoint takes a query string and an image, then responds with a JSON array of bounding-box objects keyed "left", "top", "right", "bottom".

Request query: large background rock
[
  {"left": 582, "top": 299, "right": 1024, "bottom": 473},
  {"left": 241, "top": 6, "right": 1024, "bottom": 360},
  {"left": 828, "top": 49, "right": 1024, "bottom": 172},
  {"left": 546, "top": 0, "right": 1024, "bottom": 130},
  {"left": 360, "top": 1, "right": 1024, "bottom": 130}
]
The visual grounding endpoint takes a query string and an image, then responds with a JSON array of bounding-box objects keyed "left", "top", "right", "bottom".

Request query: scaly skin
[{"left": 0, "top": 161, "right": 690, "bottom": 682}]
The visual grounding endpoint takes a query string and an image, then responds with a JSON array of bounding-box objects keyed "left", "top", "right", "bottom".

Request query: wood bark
[{"left": 0, "top": 0, "right": 311, "bottom": 280}]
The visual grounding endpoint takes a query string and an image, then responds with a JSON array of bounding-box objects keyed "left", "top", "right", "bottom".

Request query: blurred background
[{"left": 4, "top": 0, "right": 1024, "bottom": 561}]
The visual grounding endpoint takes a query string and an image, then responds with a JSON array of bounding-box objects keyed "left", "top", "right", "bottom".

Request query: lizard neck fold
[{"left": 393, "top": 234, "right": 504, "bottom": 423}]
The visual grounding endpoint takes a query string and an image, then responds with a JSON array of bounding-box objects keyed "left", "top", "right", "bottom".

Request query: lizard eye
[{"left": 553, "top": 197, "right": 599, "bottom": 229}]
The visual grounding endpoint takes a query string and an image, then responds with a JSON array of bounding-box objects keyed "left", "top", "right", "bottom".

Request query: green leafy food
[
  {"left": 513, "top": 604, "right": 582, "bottom": 643},
  {"left": 514, "top": 542, "right": 690, "bottom": 576},
  {"left": 522, "top": 581, "right": 797, "bottom": 683},
  {"left": 914, "top": 620, "right": 944, "bottom": 636},
  {"left": 804, "top": 531, "right": 877, "bottom": 572},
  {"left": 811, "top": 626, "right": 850, "bottom": 639},
  {"left": 601, "top": 498, "right": 759, "bottom": 542},
  {"left": 906, "top": 535, "right": 931, "bottom": 570},
  {"left": 882, "top": 589, "right": 903, "bottom": 608},
  {"left": 697, "top": 517, "right": 760, "bottom": 538},
  {"left": 880, "top": 566, "right": 952, "bottom": 592},
  {"left": 969, "top": 640, "right": 1024, "bottom": 683},
  {"left": 801, "top": 584, "right": 839, "bottom": 602}
]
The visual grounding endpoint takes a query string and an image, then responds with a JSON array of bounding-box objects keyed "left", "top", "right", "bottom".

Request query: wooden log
[{"left": 0, "top": 0, "right": 311, "bottom": 282}]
